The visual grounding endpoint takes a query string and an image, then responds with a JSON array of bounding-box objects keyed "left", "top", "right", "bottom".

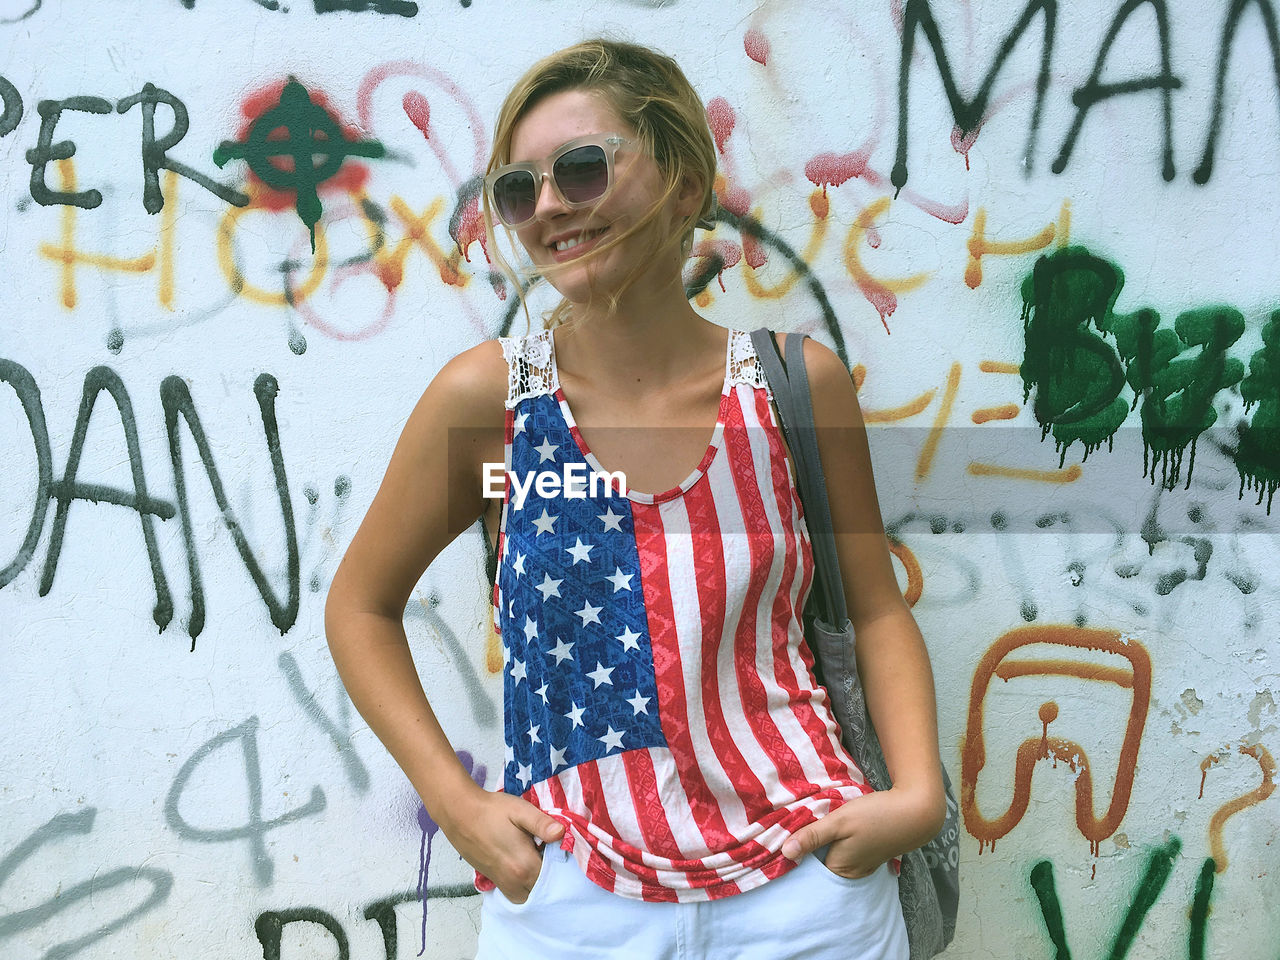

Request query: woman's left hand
[{"left": 780, "top": 786, "right": 943, "bottom": 879}]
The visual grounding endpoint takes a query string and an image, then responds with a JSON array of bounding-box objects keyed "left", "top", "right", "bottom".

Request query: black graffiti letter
[
  {"left": 1052, "top": 0, "right": 1182, "bottom": 180},
  {"left": 0, "top": 75, "right": 22, "bottom": 138},
  {"left": 165, "top": 716, "right": 325, "bottom": 886},
  {"left": 313, "top": 0, "right": 418, "bottom": 16},
  {"left": 39, "top": 366, "right": 175, "bottom": 630},
  {"left": 160, "top": 374, "right": 300, "bottom": 644},
  {"left": 26, "top": 96, "right": 112, "bottom": 208},
  {"left": 0, "top": 809, "right": 173, "bottom": 960},
  {"left": 892, "top": 0, "right": 1057, "bottom": 192},
  {"left": 0, "top": 359, "right": 52, "bottom": 589},
  {"left": 1193, "top": 0, "right": 1280, "bottom": 184},
  {"left": 255, "top": 909, "right": 350, "bottom": 960},
  {"left": 116, "top": 83, "right": 249, "bottom": 213}
]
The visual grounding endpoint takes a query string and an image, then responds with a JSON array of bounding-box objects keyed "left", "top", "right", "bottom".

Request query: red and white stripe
[{"left": 502, "top": 378, "right": 872, "bottom": 902}]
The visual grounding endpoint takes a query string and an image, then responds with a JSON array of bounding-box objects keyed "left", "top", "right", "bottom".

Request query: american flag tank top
[{"left": 480, "top": 326, "right": 872, "bottom": 902}]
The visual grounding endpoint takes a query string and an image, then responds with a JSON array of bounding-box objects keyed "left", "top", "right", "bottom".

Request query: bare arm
[
  {"left": 324, "top": 340, "right": 562, "bottom": 900},
  {"left": 780, "top": 335, "right": 946, "bottom": 873}
]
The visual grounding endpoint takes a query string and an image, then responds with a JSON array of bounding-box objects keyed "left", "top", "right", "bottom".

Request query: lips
[{"left": 547, "top": 226, "right": 609, "bottom": 262}]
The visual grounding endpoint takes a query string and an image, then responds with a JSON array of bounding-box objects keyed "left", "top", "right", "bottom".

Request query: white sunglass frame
[{"left": 485, "top": 133, "right": 635, "bottom": 228}]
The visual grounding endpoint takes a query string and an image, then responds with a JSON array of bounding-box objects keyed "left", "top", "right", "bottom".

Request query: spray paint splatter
[
  {"left": 416, "top": 750, "right": 487, "bottom": 955},
  {"left": 805, "top": 150, "right": 870, "bottom": 196},
  {"left": 706, "top": 97, "right": 735, "bottom": 156},
  {"left": 744, "top": 28, "right": 770, "bottom": 65},
  {"left": 1019, "top": 247, "right": 1129, "bottom": 462},
  {"left": 1030, "top": 837, "right": 1181, "bottom": 960},
  {"left": 1237, "top": 313, "right": 1280, "bottom": 512},
  {"left": 213, "top": 78, "right": 384, "bottom": 251}
]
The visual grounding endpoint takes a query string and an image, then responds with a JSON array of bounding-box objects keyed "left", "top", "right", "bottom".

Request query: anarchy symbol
[{"left": 214, "top": 78, "right": 384, "bottom": 251}]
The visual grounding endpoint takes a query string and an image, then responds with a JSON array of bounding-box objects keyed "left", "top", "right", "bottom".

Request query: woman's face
[{"left": 504, "top": 88, "right": 686, "bottom": 305}]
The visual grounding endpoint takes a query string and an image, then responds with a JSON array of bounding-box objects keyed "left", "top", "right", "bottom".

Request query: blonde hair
[{"left": 483, "top": 38, "right": 718, "bottom": 331}]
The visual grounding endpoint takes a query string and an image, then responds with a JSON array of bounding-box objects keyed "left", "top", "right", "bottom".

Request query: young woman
[{"left": 325, "top": 39, "right": 944, "bottom": 959}]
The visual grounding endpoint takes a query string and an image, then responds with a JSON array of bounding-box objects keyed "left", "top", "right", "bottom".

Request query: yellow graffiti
[
  {"left": 915, "top": 362, "right": 961, "bottom": 481},
  {"left": 217, "top": 188, "right": 330, "bottom": 305},
  {"left": 863, "top": 389, "right": 937, "bottom": 423},
  {"left": 1201, "top": 742, "right": 1276, "bottom": 873},
  {"left": 843, "top": 197, "right": 932, "bottom": 311},
  {"left": 38, "top": 160, "right": 179, "bottom": 310},
  {"left": 968, "top": 462, "right": 1083, "bottom": 483},
  {"left": 964, "top": 200, "right": 1070, "bottom": 289},
  {"left": 742, "top": 190, "right": 830, "bottom": 299},
  {"left": 979, "top": 360, "right": 1021, "bottom": 374},
  {"left": 964, "top": 359, "right": 1084, "bottom": 482}
]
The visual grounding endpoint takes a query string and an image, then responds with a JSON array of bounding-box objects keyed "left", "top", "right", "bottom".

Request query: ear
[{"left": 674, "top": 172, "right": 703, "bottom": 219}]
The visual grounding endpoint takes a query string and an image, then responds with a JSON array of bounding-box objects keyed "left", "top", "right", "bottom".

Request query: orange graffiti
[
  {"left": 38, "top": 160, "right": 176, "bottom": 310},
  {"left": 964, "top": 200, "right": 1070, "bottom": 289},
  {"left": 971, "top": 403, "right": 1020, "bottom": 424},
  {"left": 915, "top": 362, "right": 961, "bottom": 480},
  {"left": 979, "top": 360, "right": 1021, "bottom": 375},
  {"left": 888, "top": 538, "right": 923, "bottom": 607},
  {"left": 1200, "top": 742, "right": 1276, "bottom": 873},
  {"left": 485, "top": 604, "right": 503, "bottom": 674},
  {"left": 962, "top": 625, "right": 1152, "bottom": 856},
  {"left": 379, "top": 194, "right": 467, "bottom": 289}
]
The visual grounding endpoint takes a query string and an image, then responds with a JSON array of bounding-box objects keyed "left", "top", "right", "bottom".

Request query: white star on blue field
[{"left": 499, "top": 394, "right": 666, "bottom": 793}]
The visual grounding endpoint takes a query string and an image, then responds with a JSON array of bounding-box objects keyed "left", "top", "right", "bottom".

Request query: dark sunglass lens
[
  {"left": 493, "top": 170, "right": 536, "bottom": 225},
  {"left": 553, "top": 145, "right": 610, "bottom": 204}
]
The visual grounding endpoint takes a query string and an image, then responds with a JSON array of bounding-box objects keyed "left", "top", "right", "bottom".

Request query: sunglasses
[{"left": 485, "top": 133, "right": 634, "bottom": 228}]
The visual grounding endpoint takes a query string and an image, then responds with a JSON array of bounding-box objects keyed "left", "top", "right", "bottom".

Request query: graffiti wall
[{"left": 1, "top": 1, "right": 1276, "bottom": 957}]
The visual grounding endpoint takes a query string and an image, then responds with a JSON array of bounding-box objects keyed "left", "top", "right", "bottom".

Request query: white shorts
[{"left": 474, "top": 841, "right": 908, "bottom": 960}]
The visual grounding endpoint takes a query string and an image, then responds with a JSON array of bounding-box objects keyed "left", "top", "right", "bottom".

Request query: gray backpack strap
[{"left": 749, "top": 328, "right": 846, "bottom": 629}]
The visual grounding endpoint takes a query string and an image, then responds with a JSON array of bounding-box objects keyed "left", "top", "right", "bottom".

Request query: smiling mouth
[{"left": 552, "top": 227, "right": 608, "bottom": 253}]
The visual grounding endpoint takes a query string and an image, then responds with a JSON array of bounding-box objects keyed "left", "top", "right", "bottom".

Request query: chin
[{"left": 542, "top": 257, "right": 627, "bottom": 306}]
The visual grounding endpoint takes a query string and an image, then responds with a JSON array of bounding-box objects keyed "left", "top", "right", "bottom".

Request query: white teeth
[{"left": 555, "top": 229, "right": 602, "bottom": 252}]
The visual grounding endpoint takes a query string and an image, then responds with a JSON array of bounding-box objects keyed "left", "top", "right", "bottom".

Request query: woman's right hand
[{"left": 441, "top": 786, "right": 566, "bottom": 904}]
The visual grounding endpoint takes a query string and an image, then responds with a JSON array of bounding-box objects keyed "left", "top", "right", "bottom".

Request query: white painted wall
[{"left": 1, "top": 2, "right": 1276, "bottom": 957}]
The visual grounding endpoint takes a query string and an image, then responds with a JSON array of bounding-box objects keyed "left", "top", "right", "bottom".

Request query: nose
[{"left": 531, "top": 171, "right": 568, "bottom": 221}]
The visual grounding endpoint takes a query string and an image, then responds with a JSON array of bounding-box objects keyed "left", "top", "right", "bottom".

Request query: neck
[{"left": 555, "top": 275, "right": 725, "bottom": 392}]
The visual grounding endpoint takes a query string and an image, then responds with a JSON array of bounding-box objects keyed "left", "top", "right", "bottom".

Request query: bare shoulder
[{"left": 412, "top": 338, "right": 509, "bottom": 429}]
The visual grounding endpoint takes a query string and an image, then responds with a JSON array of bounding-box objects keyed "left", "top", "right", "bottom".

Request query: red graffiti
[
  {"left": 403, "top": 90, "right": 431, "bottom": 139},
  {"left": 692, "top": 238, "right": 743, "bottom": 291},
  {"left": 805, "top": 151, "right": 871, "bottom": 196},
  {"left": 706, "top": 97, "right": 736, "bottom": 156},
  {"left": 744, "top": 28, "right": 770, "bottom": 65}
]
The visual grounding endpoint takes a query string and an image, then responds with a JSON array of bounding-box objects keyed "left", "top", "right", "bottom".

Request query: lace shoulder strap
[
  {"left": 498, "top": 328, "right": 559, "bottom": 410},
  {"left": 725, "top": 327, "right": 773, "bottom": 400}
]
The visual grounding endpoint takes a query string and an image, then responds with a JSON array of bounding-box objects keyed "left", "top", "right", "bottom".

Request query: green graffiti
[
  {"left": 1237, "top": 313, "right": 1280, "bottom": 512},
  {"left": 1029, "top": 836, "right": 1181, "bottom": 960},
  {"left": 1020, "top": 247, "right": 1279, "bottom": 510},
  {"left": 1188, "top": 858, "right": 1215, "bottom": 960},
  {"left": 1020, "top": 247, "right": 1129, "bottom": 461},
  {"left": 1110, "top": 305, "right": 1245, "bottom": 489},
  {"left": 213, "top": 78, "right": 384, "bottom": 251}
]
